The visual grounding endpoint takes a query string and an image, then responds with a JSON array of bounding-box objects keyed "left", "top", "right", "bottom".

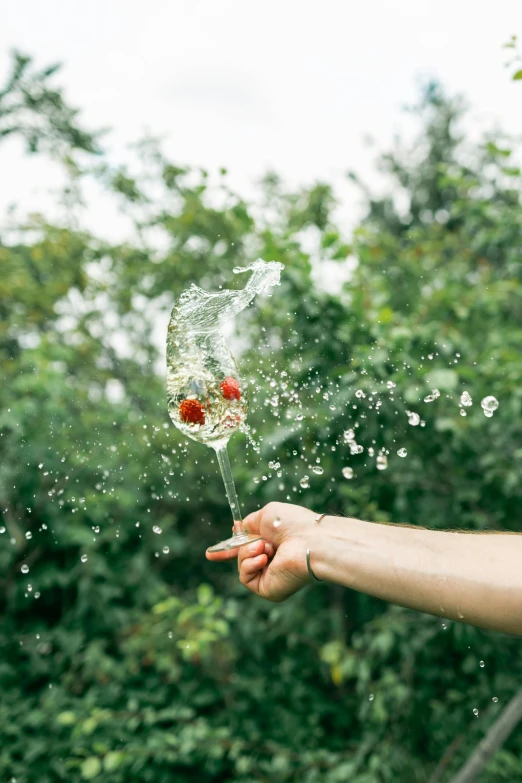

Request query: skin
[{"left": 206, "top": 502, "right": 522, "bottom": 637}]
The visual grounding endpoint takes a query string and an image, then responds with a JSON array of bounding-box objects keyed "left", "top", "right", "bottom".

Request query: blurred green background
[{"left": 1, "top": 53, "right": 522, "bottom": 782}]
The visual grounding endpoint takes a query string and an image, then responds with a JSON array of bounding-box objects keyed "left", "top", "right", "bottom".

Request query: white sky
[{"left": 2, "top": 0, "right": 522, "bottom": 240}]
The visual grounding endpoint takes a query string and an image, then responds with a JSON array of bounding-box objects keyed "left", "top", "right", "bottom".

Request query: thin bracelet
[{"left": 306, "top": 513, "right": 327, "bottom": 582}]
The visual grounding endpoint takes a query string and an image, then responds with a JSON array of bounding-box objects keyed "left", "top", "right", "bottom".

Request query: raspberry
[
  {"left": 179, "top": 398, "right": 205, "bottom": 425},
  {"left": 220, "top": 376, "right": 242, "bottom": 401}
]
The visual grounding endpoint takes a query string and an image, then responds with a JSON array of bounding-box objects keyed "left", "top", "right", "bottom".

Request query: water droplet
[
  {"left": 21, "top": 565, "right": 29, "bottom": 574},
  {"left": 397, "top": 448, "right": 407, "bottom": 458},
  {"left": 481, "top": 396, "right": 499, "bottom": 415},
  {"left": 424, "top": 389, "right": 440, "bottom": 403},
  {"left": 460, "top": 391, "right": 472, "bottom": 407},
  {"left": 153, "top": 526, "right": 162, "bottom": 534},
  {"left": 312, "top": 466, "right": 324, "bottom": 475},
  {"left": 81, "top": 554, "right": 88, "bottom": 563},
  {"left": 376, "top": 454, "right": 388, "bottom": 471},
  {"left": 299, "top": 476, "right": 310, "bottom": 488},
  {"left": 407, "top": 411, "right": 420, "bottom": 426},
  {"left": 342, "top": 467, "right": 354, "bottom": 479}
]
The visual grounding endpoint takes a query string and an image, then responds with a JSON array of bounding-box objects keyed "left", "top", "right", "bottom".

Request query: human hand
[{"left": 206, "top": 502, "right": 321, "bottom": 602}]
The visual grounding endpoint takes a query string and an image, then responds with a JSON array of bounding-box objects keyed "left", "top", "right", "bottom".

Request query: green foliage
[
  {"left": 1, "top": 58, "right": 521, "bottom": 782},
  {"left": 0, "top": 51, "right": 100, "bottom": 157}
]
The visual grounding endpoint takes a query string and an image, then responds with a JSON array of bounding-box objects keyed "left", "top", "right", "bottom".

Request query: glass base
[{"left": 206, "top": 531, "right": 262, "bottom": 553}]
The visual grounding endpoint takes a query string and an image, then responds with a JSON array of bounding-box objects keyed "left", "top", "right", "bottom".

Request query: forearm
[{"left": 310, "top": 517, "right": 522, "bottom": 636}]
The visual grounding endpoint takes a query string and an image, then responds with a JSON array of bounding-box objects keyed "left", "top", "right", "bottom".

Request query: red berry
[
  {"left": 220, "top": 376, "right": 241, "bottom": 401},
  {"left": 179, "top": 398, "right": 205, "bottom": 425}
]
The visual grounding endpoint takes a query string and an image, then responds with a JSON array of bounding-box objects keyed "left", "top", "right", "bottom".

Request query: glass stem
[{"left": 213, "top": 443, "right": 246, "bottom": 536}]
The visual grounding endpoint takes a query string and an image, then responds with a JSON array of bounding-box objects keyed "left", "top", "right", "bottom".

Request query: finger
[
  {"left": 242, "top": 553, "right": 268, "bottom": 575},
  {"left": 264, "top": 542, "right": 275, "bottom": 559},
  {"left": 240, "top": 554, "right": 268, "bottom": 589},
  {"left": 240, "top": 509, "right": 262, "bottom": 535},
  {"left": 238, "top": 539, "right": 265, "bottom": 568},
  {"left": 206, "top": 546, "right": 240, "bottom": 561}
]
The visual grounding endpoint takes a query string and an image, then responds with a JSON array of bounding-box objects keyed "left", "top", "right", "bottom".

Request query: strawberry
[
  {"left": 220, "top": 376, "right": 241, "bottom": 401},
  {"left": 179, "top": 398, "right": 205, "bottom": 425}
]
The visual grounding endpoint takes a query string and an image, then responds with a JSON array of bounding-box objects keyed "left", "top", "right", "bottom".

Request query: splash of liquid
[{"left": 166, "top": 259, "right": 284, "bottom": 448}]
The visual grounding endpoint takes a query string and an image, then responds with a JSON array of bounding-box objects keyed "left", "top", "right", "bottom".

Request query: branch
[{"left": 447, "top": 687, "right": 522, "bottom": 783}]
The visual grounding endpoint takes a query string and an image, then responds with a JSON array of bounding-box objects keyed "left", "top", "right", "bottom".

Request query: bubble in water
[
  {"left": 153, "top": 526, "right": 162, "bottom": 534},
  {"left": 295, "top": 413, "right": 304, "bottom": 421},
  {"left": 386, "top": 381, "right": 396, "bottom": 389},
  {"left": 342, "top": 467, "right": 354, "bottom": 479},
  {"left": 473, "top": 708, "right": 479, "bottom": 717},
  {"left": 21, "top": 565, "right": 29, "bottom": 574},
  {"left": 299, "top": 476, "right": 310, "bottom": 489},
  {"left": 355, "top": 389, "right": 366, "bottom": 399},
  {"left": 460, "top": 391, "right": 472, "bottom": 407},
  {"left": 350, "top": 443, "right": 364, "bottom": 455},
  {"left": 479, "top": 660, "right": 485, "bottom": 668},
  {"left": 0, "top": 527, "right": 5, "bottom": 534},
  {"left": 407, "top": 411, "right": 420, "bottom": 426},
  {"left": 81, "top": 554, "right": 88, "bottom": 563},
  {"left": 376, "top": 454, "right": 388, "bottom": 471},
  {"left": 312, "top": 466, "right": 324, "bottom": 475},
  {"left": 492, "top": 696, "right": 498, "bottom": 703},
  {"left": 481, "top": 396, "right": 499, "bottom": 415},
  {"left": 368, "top": 693, "right": 374, "bottom": 701},
  {"left": 162, "top": 546, "right": 170, "bottom": 554},
  {"left": 273, "top": 518, "right": 282, "bottom": 528},
  {"left": 367, "top": 447, "right": 375, "bottom": 457},
  {"left": 460, "top": 409, "right": 467, "bottom": 416},
  {"left": 397, "top": 448, "right": 407, "bottom": 458},
  {"left": 25, "top": 531, "right": 32, "bottom": 540},
  {"left": 424, "top": 389, "right": 440, "bottom": 403},
  {"left": 343, "top": 429, "right": 355, "bottom": 442}
]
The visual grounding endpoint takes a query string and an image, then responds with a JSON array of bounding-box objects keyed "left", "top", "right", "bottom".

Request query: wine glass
[{"left": 167, "top": 326, "right": 262, "bottom": 553}]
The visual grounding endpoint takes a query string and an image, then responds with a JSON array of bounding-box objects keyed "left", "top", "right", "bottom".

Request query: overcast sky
[{"left": 2, "top": 0, "right": 521, "bottom": 239}]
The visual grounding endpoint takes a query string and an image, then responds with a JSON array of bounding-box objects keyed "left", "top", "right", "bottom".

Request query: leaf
[
  {"left": 197, "top": 583, "right": 213, "bottom": 606},
  {"left": 103, "top": 752, "right": 124, "bottom": 771},
  {"left": 512, "top": 70, "right": 522, "bottom": 80},
  {"left": 57, "top": 711, "right": 76, "bottom": 726},
  {"left": 81, "top": 757, "right": 101, "bottom": 779}
]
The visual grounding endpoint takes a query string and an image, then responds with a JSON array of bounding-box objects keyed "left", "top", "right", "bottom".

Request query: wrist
[{"left": 306, "top": 515, "right": 367, "bottom": 585}]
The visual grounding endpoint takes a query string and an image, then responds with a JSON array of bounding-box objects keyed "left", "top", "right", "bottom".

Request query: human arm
[{"left": 206, "top": 502, "right": 522, "bottom": 636}]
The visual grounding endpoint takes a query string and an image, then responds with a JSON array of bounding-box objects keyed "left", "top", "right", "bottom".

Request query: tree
[{"left": 1, "top": 53, "right": 521, "bottom": 782}]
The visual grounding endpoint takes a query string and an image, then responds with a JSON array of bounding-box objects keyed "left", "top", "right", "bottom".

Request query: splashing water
[
  {"left": 460, "top": 391, "right": 472, "bottom": 407},
  {"left": 167, "top": 259, "right": 283, "bottom": 448},
  {"left": 166, "top": 259, "right": 284, "bottom": 551},
  {"left": 481, "top": 396, "right": 499, "bottom": 417},
  {"left": 424, "top": 389, "right": 440, "bottom": 403}
]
